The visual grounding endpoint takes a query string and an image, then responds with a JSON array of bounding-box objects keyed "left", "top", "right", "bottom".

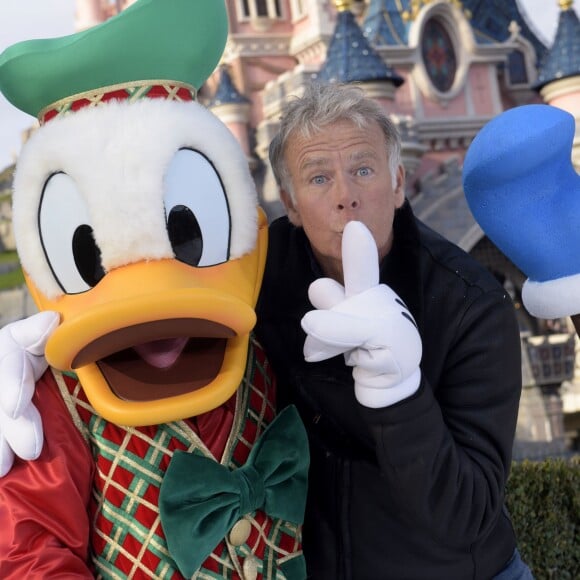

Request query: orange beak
[{"left": 26, "top": 208, "right": 268, "bottom": 426}]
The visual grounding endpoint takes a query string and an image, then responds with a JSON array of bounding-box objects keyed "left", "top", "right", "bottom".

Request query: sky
[{"left": 0, "top": 0, "right": 577, "bottom": 170}]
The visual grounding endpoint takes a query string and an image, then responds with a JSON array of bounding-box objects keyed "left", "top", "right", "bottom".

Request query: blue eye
[
  {"left": 357, "top": 167, "right": 371, "bottom": 177},
  {"left": 312, "top": 175, "right": 326, "bottom": 185}
]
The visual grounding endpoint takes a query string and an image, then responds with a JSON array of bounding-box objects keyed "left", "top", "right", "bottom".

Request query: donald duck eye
[
  {"left": 167, "top": 205, "right": 203, "bottom": 266},
  {"left": 72, "top": 225, "right": 106, "bottom": 288},
  {"left": 39, "top": 172, "right": 105, "bottom": 294},
  {"left": 163, "top": 148, "right": 230, "bottom": 267}
]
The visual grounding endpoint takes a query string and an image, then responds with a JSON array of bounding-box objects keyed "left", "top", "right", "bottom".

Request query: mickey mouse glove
[
  {"left": 301, "top": 221, "right": 422, "bottom": 408},
  {"left": 0, "top": 311, "right": 59, "bottom": 476},
  {"left": 463, "top": 104, "right": 580, "bottom": 320}
]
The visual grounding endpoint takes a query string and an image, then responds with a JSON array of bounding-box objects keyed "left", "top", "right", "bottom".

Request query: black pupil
[
  {"left": 167, "top": 205, "right": 203, "bottom": 266},
  {"left": 72, "top": 224, "right": 105, "bottom": 287}
]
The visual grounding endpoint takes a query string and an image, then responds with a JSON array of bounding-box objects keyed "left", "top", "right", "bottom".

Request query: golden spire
[
  {"left": 335, "top": 0, "right": 353, "bottom": 12},
  {"left": 559, "top": 0, "right": 573, "bottom": 10}
]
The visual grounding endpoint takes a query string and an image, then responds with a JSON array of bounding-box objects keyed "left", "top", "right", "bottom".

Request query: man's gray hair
[{"left": 269, "top": 82, "right": 402, "bottom": 196}]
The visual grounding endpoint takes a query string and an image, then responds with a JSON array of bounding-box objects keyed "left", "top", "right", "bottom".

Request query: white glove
[
  {"left": 0, "top": 311, "right": 59, "bottom": 476},
  {"left": 301, "top": 221, "right": 422, "bottom": 408}
]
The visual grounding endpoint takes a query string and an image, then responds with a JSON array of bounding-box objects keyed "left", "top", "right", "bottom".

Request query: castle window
[
  {"left": 239, "top": 0, "right": 282, "bottom": 19},
  {"left": 420, "top": 18, "right": 457, "bottom": 93},
  {"left": 507, "top": 50, "right": 529, "bottom": 85}
]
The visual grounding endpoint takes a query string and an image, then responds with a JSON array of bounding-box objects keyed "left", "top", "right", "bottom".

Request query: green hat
[{"left": 0, "top": 0, "right": 228, "bottom": 121}]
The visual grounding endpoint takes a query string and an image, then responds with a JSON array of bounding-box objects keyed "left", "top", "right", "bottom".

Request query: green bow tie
[{"left": 159, "top": 405, "right": 309, "bottom": 577}]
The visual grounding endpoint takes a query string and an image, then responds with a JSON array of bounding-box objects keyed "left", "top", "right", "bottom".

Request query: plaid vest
[{"left": 55, "top": 338, "right": 304, "bottom": 579}]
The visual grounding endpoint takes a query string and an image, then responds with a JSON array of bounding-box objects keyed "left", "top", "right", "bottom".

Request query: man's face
[{"left": 281, "top": 119, "right": 405, "bottom": 283}]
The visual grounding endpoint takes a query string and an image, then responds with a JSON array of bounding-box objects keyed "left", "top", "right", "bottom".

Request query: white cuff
[
  {"left": 355, "top": 368, "right": 421, "bottom": 408},
  {"left": 522, "top": 274, "right": 580, "bottom": 319}
]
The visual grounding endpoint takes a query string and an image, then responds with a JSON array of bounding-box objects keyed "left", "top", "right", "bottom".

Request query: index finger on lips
[{"left": 342, "top": 221, "right": 379, "bottom": 298}]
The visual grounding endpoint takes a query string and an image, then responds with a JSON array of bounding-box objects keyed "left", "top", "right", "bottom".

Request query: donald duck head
[{"left": 0, "top": 0, "right": 268, "bottom": 426}]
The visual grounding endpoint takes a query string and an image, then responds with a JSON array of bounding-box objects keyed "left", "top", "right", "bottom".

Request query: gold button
[
  {"left": 242, "top": 555, "right": 259, "bottom": 580},
  {"left": 229, "top": 518, "right": 252, "bottom": 546}
]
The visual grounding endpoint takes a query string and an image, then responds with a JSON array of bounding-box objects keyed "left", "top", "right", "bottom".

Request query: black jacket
[{"left": 255, "top": 203, "right": 522, "bottom": 580}]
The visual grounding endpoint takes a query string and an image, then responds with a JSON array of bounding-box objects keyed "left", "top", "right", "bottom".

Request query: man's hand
[
  {"left": 301, "top": 221, "right": 422, "bottom": 408},
  {"left": 0, "top": 311, "right": 59, "bottom": 476}
]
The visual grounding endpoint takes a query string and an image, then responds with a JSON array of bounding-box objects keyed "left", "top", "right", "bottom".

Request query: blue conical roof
[
  {"left": 208, "top": 66, "right": 250, "bottom": 107},
  {"left": 534, "top": 4, "right": 580, "bottom": 90},
  {"left": 315, "top": 9, "right": 404, "bottom": 86}
]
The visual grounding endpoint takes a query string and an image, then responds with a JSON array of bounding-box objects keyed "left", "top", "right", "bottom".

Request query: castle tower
[
  {"left": 315, "top": 0, "right": 404, "bottom": 99},
  {"left": 208, "top": 66, "right": 254, "bottom": 169},
  {"left": 534, "top": 0, "right": 580, "bottom": 170},
  {"left": 314, "top": 0, "right": 425, "bottom": 179}
]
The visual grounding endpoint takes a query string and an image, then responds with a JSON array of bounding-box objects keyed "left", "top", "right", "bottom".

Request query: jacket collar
[{"left": 380, "top": 201, "right": 424, "bottom": 334}]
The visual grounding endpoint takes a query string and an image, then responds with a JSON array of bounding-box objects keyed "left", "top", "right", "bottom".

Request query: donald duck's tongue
[{"left": 133, "top": 337, "right": 189, "bottom": 369}]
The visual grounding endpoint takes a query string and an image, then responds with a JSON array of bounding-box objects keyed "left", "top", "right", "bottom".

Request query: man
[
  {"left": 1, "top": 83, "right": 531, "bottom": 579},
  {"left": 255, "top": 82, "right": 531, "bottom": 579}
]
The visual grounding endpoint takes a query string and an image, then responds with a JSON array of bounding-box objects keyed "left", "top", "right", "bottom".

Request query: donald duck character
[{"left": 0, "top": 0, "right": 308, "bottom": 578}]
